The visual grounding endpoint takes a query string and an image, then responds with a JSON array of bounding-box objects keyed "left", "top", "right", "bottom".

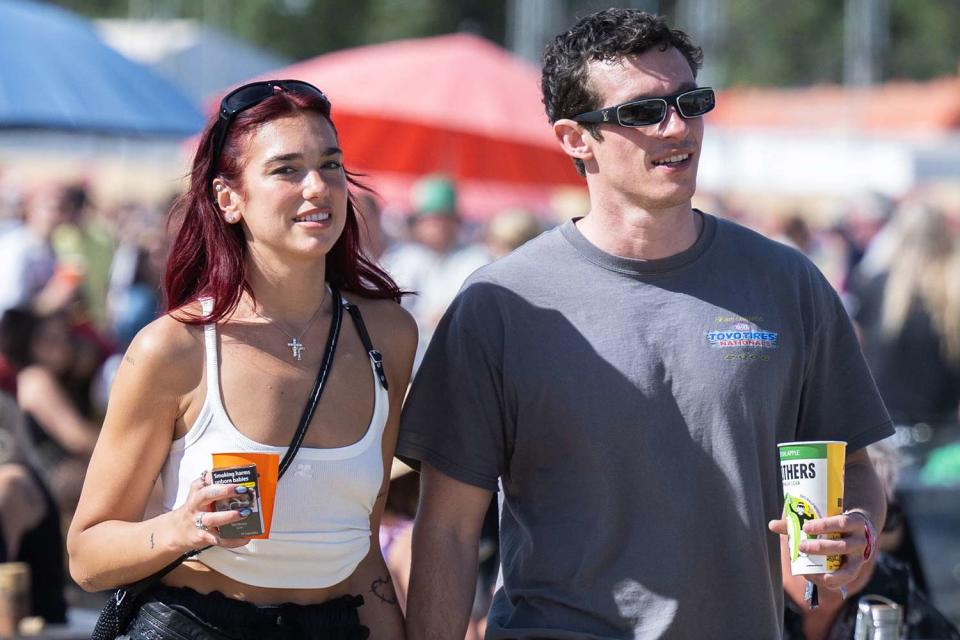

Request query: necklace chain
[{"left": 251, "top": 285, "right": 329, "bottom": 361}]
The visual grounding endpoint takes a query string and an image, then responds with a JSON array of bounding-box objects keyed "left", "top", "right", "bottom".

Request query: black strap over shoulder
[
  {"left": 279, "top": 285, "right": 344, "bottom": 478},
  {"left": 343, "top": 299, "right": 389, "bottom": 391}
]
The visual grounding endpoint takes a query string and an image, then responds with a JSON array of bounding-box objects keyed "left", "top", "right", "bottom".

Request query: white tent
[{"left": 96, "top": 19, "right": 290, "bottom": 104}]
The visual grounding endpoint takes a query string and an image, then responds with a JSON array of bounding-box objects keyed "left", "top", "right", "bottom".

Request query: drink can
[
  {"left": 854, "top": 595, "right": 902, "bottom": 639},
  {"left": 778, "top": 440, "right": 846, "bottom": 575}
]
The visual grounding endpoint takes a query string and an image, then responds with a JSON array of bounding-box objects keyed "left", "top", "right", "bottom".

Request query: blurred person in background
[
  {"left": 832, "top": 191, "right": 896, "bottom": 291},
  {"left": 0, "top": 391, "right": 67, "bottom": 626},
  {"left": 0, "top": 168, "right": 21, "bottom": 232},
  {"left": 68, "top": 79, "right": 415, "bottom": 639},
  {"left": 778, "top": 214, "right": 815, "bottom": 255},
  {"left": 0, "top": 308, "right": 98, "bottom": 515},
  {"left": 51, "top": 183, "right": 116, "bottom": 328},
  {"left": 484, "top": 208, "right": 542, "bottom": 260},
  {"left": 382, "top": 175, "right": 489, "bottom": 366},
  {"left": 0, "top": 184, "right": 79, "bottom": 317},
  {"left": 355, "top": 192, "right": 391, "bottom": 261},
  {"left": 89, "top": 201, "right": 170, "bottom": 422},
  {"left": 845, "top": 202, "right": 960, "bottom": 603},
  {"left": 782, "top": 440, "right": 960, "bottom": 639},
  {"left": 848, "top": 203, "right": 960, "bottom": 429},
  {"left": 399, "top": 9, "right": 891, "bottom": 639},
  {"left": 105, "top": 200, "right": 169, "bottom": 350},
  {"left": 771, "top": 213, "right": 848, "bottom": 292}
]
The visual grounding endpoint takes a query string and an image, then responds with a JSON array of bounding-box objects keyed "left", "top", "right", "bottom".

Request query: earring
[
  {"left": 226, "top": 214, "right": 237, "bottom": 223},
  {"left": 215, "top": 184, "right": 223, "bottom": 192}
]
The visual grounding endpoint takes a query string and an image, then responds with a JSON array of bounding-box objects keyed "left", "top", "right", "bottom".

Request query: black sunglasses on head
[
  {"left": 210, "top": 79, "right": 331, "bottom": 175},
  {"left": 572, "top": 87, "right": 715, "bottom": 128}
]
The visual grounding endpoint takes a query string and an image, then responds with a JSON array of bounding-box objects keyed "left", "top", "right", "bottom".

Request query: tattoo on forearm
[
  {"left": 150, "top": 533, "right": 155, "bottom": 550},
  {"left": 125, "top": 355, "right": 136, "bottom": 366},
  {"left": 370, "top": 575, "right": 398, "bottom": 605}
]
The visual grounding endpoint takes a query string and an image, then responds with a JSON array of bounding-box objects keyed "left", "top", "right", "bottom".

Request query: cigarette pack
[
  {"left": 211, "top": 464, "right": 265, "bottom": 538},
  {"left": 211, "top": 452, "right": 279, "bottom": 539}
]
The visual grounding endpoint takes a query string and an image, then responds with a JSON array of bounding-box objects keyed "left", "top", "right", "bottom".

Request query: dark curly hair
[{"left": 542, "top": 9, "right": 703, "bottom": 176}]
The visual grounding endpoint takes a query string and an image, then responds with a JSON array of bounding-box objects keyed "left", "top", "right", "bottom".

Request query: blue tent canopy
[{"left": 0, "top": 0, "right": 204, "bottom": 137}]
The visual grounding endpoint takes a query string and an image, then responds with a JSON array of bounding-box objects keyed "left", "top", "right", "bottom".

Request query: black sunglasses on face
[
  {"left": 572, "top": 87, "right": 715, "bottom": 128},
  {"left": 210, "top": 79, "right": 331, "bottom": 175}
]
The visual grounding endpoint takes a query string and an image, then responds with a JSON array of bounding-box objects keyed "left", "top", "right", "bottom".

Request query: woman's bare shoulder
[
  {"left": 123, "top": 306, "right": 205, "bottom": 392},
  {"left": 347, "top": 296, "right": 417, "bottom": 345}
]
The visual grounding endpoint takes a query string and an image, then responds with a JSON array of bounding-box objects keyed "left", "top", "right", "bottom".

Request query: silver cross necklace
[{"left": 251, "top": 286, "right": 329, "bottom": 361}]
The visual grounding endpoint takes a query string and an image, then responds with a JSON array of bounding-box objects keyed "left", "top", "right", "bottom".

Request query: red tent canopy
[
  {"left": 710, "top": 77, "right": 960, "bottom": 134},
  {"left": 243, "top": 33, "right": 583, "bottom": 220}
]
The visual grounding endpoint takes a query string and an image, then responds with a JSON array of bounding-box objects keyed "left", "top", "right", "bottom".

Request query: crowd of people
[{"left": 0, "top": 7, "right": 958, "bottom": 640}]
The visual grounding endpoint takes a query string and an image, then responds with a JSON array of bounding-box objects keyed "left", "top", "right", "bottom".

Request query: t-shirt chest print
[{"left": 705, "top": 314, "right": 780, "bottom": 361}]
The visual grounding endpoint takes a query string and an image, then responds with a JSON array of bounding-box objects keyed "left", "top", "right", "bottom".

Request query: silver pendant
[{"left": 288, "top": 338, "right": 305, "bottom": 361}]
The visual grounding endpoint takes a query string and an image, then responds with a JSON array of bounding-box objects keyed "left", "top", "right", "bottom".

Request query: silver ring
[
  {"left": 200, "top": 470, "right": 208, "bottom": 485},
  {"left": 195, "top": 513, "right": 208, "bottom": 531}
]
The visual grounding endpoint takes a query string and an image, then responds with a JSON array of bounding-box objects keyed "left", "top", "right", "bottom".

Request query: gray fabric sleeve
[
  {"left": 798, "top": 277, "right": 894, "bottom": 452},
  {"left": 395, "top": 282, "right": 506, "bottom": 492}
]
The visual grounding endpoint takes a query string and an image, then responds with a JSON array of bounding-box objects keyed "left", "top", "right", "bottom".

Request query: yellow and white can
[{"left": 778, "top": 440, "right": 846, "bottom": 575}]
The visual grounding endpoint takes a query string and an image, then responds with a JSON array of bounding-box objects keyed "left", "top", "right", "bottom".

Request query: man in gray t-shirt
[{"left": 398, "top": 9, "right": 893, "bottom": 640}]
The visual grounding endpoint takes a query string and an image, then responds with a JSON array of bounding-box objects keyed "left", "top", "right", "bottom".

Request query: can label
[{"left": 778, "top": 441, "right": 846, "bottom": 575}]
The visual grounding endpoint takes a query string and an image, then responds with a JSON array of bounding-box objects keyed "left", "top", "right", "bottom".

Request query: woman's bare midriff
[{"left": 162, "top": 561, "right": 357, "bottom": 606}]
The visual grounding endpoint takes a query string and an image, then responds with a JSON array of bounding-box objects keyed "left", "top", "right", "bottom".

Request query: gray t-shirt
[{"left": 397, "top": 213, "right": 893, "bottom": 640}]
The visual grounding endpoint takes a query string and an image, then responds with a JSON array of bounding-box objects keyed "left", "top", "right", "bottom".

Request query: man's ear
[
  {"left": 212, "top": 179, "right": 242, "bottom": 224},
  {"left": 553, "top": 119, "right": 595, "bottom": 166}
]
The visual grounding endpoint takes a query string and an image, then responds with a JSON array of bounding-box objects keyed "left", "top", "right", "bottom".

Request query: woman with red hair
[{"left": 67, "top": 80, "right": 416, "bottom": 639}]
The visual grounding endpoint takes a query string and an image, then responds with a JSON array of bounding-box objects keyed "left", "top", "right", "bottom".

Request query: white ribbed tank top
[{"left": 159, "top": 297, "right": 389, "bottom": 588}]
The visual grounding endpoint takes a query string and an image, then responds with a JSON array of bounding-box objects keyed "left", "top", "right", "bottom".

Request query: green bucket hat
[{"left": 412, "top": 175, "right": 457, "bottom": 217}]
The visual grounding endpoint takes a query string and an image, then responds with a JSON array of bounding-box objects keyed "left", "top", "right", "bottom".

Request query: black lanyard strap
[{"left": 278, "top": 286, "right": 344, "bottom": 478}]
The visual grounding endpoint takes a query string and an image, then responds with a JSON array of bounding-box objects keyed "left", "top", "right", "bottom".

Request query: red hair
[{"left": 163, "top": 88, "right": 402, "bottom": 324}]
